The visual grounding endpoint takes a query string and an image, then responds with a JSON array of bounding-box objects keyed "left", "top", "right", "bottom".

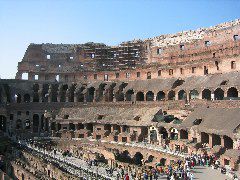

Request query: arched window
[
  {"left": 202, "top": 89, "right": 211, "bottom": 100},
  {"left": 168, "top": 90, "right": 175, "bottom": 100},
  {"left": 227, "top": 87, "right": 238, "bottom": 98},
  {"left": 125, "top": 89, "right": 134, "bottom": 101},
  {"left": 136, "top": 92, "right": 144, "bottom": 101},
  {"left": 178, "top": 90, "right": 186, "bottom": 100},
  {"left": 214, "top": 88, "right": 224, "bottom": 100},
  {"left": 156, "top": 91, "right": 165, "bottom": 101},
  {"left": 146, "top": 91, "right": 154, "bottom": 101}
]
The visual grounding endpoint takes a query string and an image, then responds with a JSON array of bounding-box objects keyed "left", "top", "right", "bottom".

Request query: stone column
[
  {"left": 74, "top": 92, "right": 78, "bottom": 102},
  {"left": 221, "top": 136, "right": 225, "bottom": 148},
  {"left": 57, "top": 85, "right": 62, "bottom": 102},
  {"left": 209, "top": 134, "right": 213, "bottom": 148}
]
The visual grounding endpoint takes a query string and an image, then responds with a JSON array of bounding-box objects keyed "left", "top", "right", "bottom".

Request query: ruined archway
[
  {"left": 23, "top": 94, "right": 30, "bottom": 103},
  {"left": 223, "top": 135, "right": 233, "bottom": 149},
  {"left": 125, "top": 89, "right": 134, "bottom": 101},
  {"left": 87, "top": 87, "right": 95, "bottom": 102},
  {"left": 214, "top": 88, "right": 224, "bottom": 100},
  {"left": 158, "top": 126, "right": 168, "bottom": 139},
  {"left": 212, "top": 134, "right": 221, "bottom": 147},
  {"left": 201, "top": 132, "right": 209, "bottom": 144},
  {"left": 180, "top": 129, "right": 188, "bottom": 139},
  {"left": 0, "top": 115, "right": 7, "bottom": 132},
  {"left": 227, "top": 87, "right": 238, "bottom": 99},
  {"left": 33, "top": 114, "right": 39, "bottom": 133},
  {"left": 202, "top": 89, "right": 211, "bottom": 100},
  {"left": 156, "top": 91, "right": 165, "bottom": 101},
  {"left": 146, "top": 91, "right": 154, "bottom": 101},
  {"left": 136, "top": 91, "right": 144, "bottom": 101},
  {"left": 178, "top": 90, "right": 186, "bottom": 100},
  {"left": 133, "top": 152, "right": 143, "bottom": 165},
  {"left": 60, "top": 84, "right": 68, "bottom": 102},
  {"left": 189, "top": 89, "right": 199, "bottom": 99},
  {"left": 168, "top": 90, "right": 175, "bottom": 100}
]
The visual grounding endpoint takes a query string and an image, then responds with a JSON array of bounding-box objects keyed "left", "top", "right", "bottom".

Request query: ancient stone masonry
[{"left": 0, "top": 19, "right": 240, "bottom": 179}]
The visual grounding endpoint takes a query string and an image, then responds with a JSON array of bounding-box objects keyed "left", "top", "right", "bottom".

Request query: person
[
  {"left": 190, "top": 172, "right": 194, "bottom": 180},
  {"left": 124, "top": 173, "right": 129, "bottom": 180}
]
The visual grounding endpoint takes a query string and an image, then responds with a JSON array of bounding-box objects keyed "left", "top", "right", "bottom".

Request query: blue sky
[{"left": 0, "top": 0, "right": 239, "bottom": 79}]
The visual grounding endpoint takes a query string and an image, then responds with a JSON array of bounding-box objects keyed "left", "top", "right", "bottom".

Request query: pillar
[{"left": 209, "top": 134, "right": 213, "bottom": 148}]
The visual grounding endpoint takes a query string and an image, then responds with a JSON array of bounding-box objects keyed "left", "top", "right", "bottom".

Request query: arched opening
[
  {"left": 125, "top": 89, "right": 134, "bottom": 101},
  {"left": 16, "top": 119, "right": 22, "bottom": 130},
  {"left": 178, "top": 90, "right": 186, "bottom": 100},
  {"left": 42, "top": 84, "right": 49, "bottom": 102},
  {"left": 68, "top": 84, "right": 76, "bottom": 102},
  {"left": 0, "top": 115, "right": 7, "bottom": 132},
  {"left": 158, "top": 127, "right": 168, "bottom": 139},
  {"left": 51, "top": 84, "right": 59, "bottom": 102},
  {"left": 86, "top": 123, "right": 93, "bottom": 132},
  {"left": 33, "top": 84, "right": 39, "bottom": 92},
  {"left": 77, "top": 93, "right": 84, "bottom": 102},
  {"left": 25, "top": 119, "right": 30, "bottom": 129},
  {"left": 202, "top": 89, "right": 211, "bottom": 100},
  {"left": 159, "top": 158, "right": 166, "bottom": 166},
  {"left": 149, "top": 127, "right": 158, "bottom": 143},
  {"left": 169, "top": 128, "right": 178, "bottom": 140},
  {"left": 60, "top": 84, "right": 68, "bottom": 102},
  {"left": 168, "top": 90, "right": 175, "bottom": 100},
  {"left": 223, "top": 136, "right": 233, "bottom": 149},
  {"left": 180, "top": 129, "right": 188, "bottom": 139},
  {"left": 227, "top": 87, "right": 238, "bottom": 98},
  {"left": 104, "top": 124, "right": 111, "bottom": 132},
  {"left": 33, "top": 114, "right": 39, "bottom": 133},
  {"left": 44, "top": 117, "right": 49, "bottom": 132},
  {"left": 51, "top": 122, "right": 56, "bottom": 131},
  {"left": 16, "top": 94, "right": 21, "bottom": 103},
  {"left": 77, "top": 123, "right": 84, "bottom": 130},
  {"left": 23, "top": 94, "right": 30, "bottom": 103},
  {"left": 212, "top": 134, "right": 221, "bottom": 147},
  {"left": 136, "top": 91, "right": 144, "bottom": 101},
  {"left": 147, "top": 155, "right": 154, "bottom": 163},
  {"left": 116, "top": 150, "right": 132, "bottom": 163},
  {"left": 69, "top": 123, "right": 75, "bottom": 131},
  {"left": 33, "top": 84, "right": 39, "bottom": 102},
  {"left": 87, "top": 87, "right": 95, "bottom": 102},
  {"left": 146, "top": 91, "right": 154, "bottom": 101},
  {"left": 133, "top": 152, "right": 143, "bottom": 165},
  {"left": 189, "top": 89, "right": 199, "bottom": 99},
  {"left": 201, "top": 132, "right": 209, "bottom": 144},
  {"left": 156, "top": 91, "right": 165, "bottom": 101},
  {"left": 214, "top": 88, "right": 224, "bottom": 100}
]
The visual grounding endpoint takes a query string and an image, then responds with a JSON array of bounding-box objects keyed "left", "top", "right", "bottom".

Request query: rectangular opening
[
  {"left": 70, "top": 56, "right": 73, "bottom": 60},
  {"left": 157, "top": 48, "right": 162, "bottom": 54},
  {"left": 104, "top": 74, "right": 108, "bottom": 81},
  {"left": 205, "top": 41, "right": 211, "bottom": 46},
  {"left": 180, "top": 44, "right": 185, "bottom": 50},
  {"left": 94, "top": 74, "right": 97, "bottom": 79},
  {"left": 47, "top": 55, "right": 51, "bottom": 60},
  {"left": 192, "top": 67, "right": 196, "bottom": 73},
  {"left": 137, "top": 72, "right": 141, "bottom": 78},
  {"left": 180, "top": 68, "right": 184, "bottom": 75},
  {"left": 231, "top": 61, "right": 236, "bottom": 69},
  {"left": 126, "top": 72, "right": 130, "bottom": 78},
  {"left": 169, "top": 69, "right": 173, "bottom": 75},
  {"left": 35, "top": 64, "right": 39, "bottom": 67},
  {"left": 64, "top": 115, "right": 69, "bottom": 119},
  {"left": 115, "top": 73, "right": 119, "bottom": 78},
  {"left": 84, "top": 75, "right": 87, "bottom": 79},
  {"left": 56, "top": 75, "right": 60, "bottom": 82},
  {"left": 22, "top": 73, "right": 28, "bottom": 80},
  {"left": 65, "top": 75, "right": 68, "bottom": 82},
  {"left": 34, "top": 74, "right": 39, "bottom": 80},
  {"left": 147, "top": 72, "right": 151, "bottom": 79},
  {"left": 233, "top": 35, "right": 239, "bottom": 41},
  {"left": 158, "top": 70, "right": 161, "bottom": 76}
]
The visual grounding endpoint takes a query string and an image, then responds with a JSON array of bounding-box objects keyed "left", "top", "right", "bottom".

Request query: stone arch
[
  {"left": 117, "top": 150, "right": 132, "bottom": 163},
  {"left": 178, "top": 90, "right": 186, "bottom": 100},
  {"left": 227, "top": 87, "right": 238, "bottom": 98},
  {"left": 42, "top": 84, "right": 49, "bottom": 102},
  {"left": 87, "top": 87, "right": 95, "bottom": 102},
  {"left": 125, "top": 89, "right": 134, "bottom": 101},
  {"left": 189, "top": 89, "right": 199, "bottom": 99},
  {"left": 68, "top": 84, "right": 76, "bottom": 102},
  {"left": 60, "top": 84, "right": 68, "bottom": 102},
  {"left": 168, "top": 90, "right": 175, "bottom": 100},
  {"left": 104, "top": 83, "right": 116, "bottom": 102},
  {"left": 51, "top": 84, "right": 59, "bottom": 102},
  {"left": 156, "top": 91, "right": 165, "bottom": 101},
  {"left": 33, "top": 114, "right": 39, "bottom": 133},
  {"left": 158, "top": 126, "right": 168, "bottom": 139},
  {"left": 223, "top": 135, "right": 233, "bottom": 149},
  {"left": 201, "top": 132, "right": 209, "bottom": 144},
  {"left": 212, "top": 134, "right": 221, "bottom": 146},
  {"left": 25, "top": 119, "right": 30, "bottom": 129},
  {"left": 16, "top": 94, "right": 21, "bottom": 103},
  {"left": 16, "top": 119, "right": 22, "bottom": 129},
  {"left": 136, "top": 91, "right": 144, "bottom": 101},
  {"left": 169, "top": 127, "right": 178, "bottom": 140},
  {"left": 214, "top": 88, "right": 224, "bottom": 100},
  {"left": 202, "top": 89, "right": 211, "bottom": 100},
  {"left": 133, "top": 152, "right": 143, "bottom": 165},
  {"left": 23, "top": 94, "right": 30, "bottom": 103},
  {"left": 0, "top": 115, "right": 7, "bottom": 132},
  {"left": 179, "top": 129, "right": 188, "bottom": 139},
  {"left": 146, "top": 91, "right": 154, "bottom": 101}
]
